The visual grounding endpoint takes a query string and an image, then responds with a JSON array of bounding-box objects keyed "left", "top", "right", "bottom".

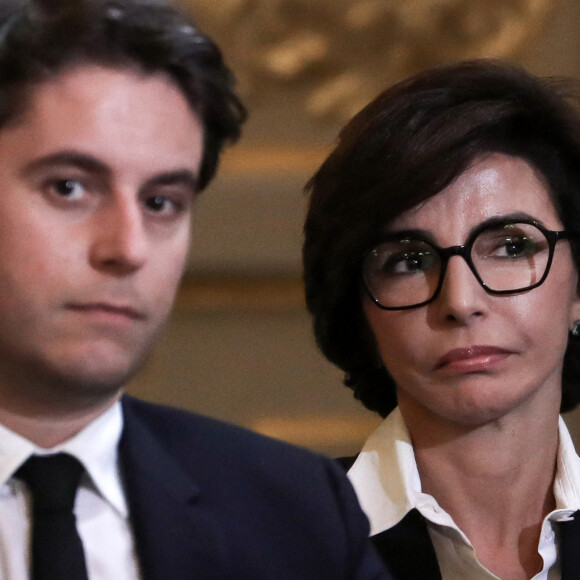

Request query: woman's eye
[
  {"left": 381, "top": 250, "right": 435, "bottom": 275},
  {"left": 51, "top": 179, "right": 86, "bottom": 200},
  {"left": 504, "top": 238, "right": 529, "bottom": 257},
  {"left": 394, "top": 252, "right": 433, "bottom": 273},
  {"left": 496, "top": 236, "right": 538, "bottom": 258}
]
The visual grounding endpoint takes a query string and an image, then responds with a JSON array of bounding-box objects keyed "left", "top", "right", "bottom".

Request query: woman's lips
[{"left": 435, "top": 346, "right": 513, "bottom": 373}]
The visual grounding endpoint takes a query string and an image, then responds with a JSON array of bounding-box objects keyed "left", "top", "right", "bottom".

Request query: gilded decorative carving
[{"left": 187, "top": 0, "right": 555, "bottom": 121}]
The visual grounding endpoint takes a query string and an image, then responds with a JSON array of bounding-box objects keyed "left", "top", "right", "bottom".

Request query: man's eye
[
  {"left": 52, "top": 179, "right": 85, "bottom": 200},
  {"left": 145, "top": 194, "right": 187, "bottom": 216},
  {"left": 145, "top": 196, "right": 172, "bottom": 212}
]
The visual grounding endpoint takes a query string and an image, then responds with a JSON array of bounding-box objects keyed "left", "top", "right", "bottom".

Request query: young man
[{"left": 0, "top": 1, "right": 388, "bottom": 579}]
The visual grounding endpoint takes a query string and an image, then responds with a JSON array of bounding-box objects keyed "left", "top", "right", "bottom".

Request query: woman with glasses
[{"left": 303, "top": 60, "right": 580, "bottom": 580}]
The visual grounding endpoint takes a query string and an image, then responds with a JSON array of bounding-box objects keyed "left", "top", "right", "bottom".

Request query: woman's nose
[{"left": 434, "top": 255, "right": 488, "bottom": 323}]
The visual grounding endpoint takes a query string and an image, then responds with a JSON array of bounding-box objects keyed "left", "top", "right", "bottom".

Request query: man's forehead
[
  {"left": 0, "top": 64, "right": 205, "bottom": 188},
  {"left": 30, "top": 64, "right": 186, "bottom": 105},
  {"left": 6, "top": 63, "right": 197, "bottom": 134},
  {"left": 17, "top": 64, "right": 202, "bottom": 131}
]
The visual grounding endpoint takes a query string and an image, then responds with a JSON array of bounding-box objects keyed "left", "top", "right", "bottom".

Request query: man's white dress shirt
[
  {"left": 349, "top": 407, "right": 580, "bottom": 580},
  {"left": 0, "top": 402, "right": 140, "bottom": 580}
]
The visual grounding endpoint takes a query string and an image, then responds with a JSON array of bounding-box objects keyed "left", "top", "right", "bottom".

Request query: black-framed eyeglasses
[{"left": 361, "top": 219, "right": 575, "bottom": 311}]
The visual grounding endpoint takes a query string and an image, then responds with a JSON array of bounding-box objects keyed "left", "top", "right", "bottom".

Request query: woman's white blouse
[{"left": 348, "top": 408, "right": 580, "bottom": 580}]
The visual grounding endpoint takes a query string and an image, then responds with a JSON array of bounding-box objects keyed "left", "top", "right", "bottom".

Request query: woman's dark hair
[
  {"left": 303, "top": 59, "right": 580, "bottom": 417},
  {"left": 0, "top": 0, "right": 246, "bottom": 191}
]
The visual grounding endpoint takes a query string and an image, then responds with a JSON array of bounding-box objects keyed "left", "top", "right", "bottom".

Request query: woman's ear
[
  {"left": 572, "top": 271, "right": 580, "bottom": 320},
  {"left": 570, "top": 284, "right": 580, "bottom": 333}
]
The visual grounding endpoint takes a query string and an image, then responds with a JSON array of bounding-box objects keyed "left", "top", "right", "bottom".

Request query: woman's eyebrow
[
  {"left": 376, "top": 228, "right": 438, "bottom": 246},
  {"left": 467, "top": 212, "right": 546, "bottom": 237},
  {"left": 384, "top": 227, "right": 434, "bottom": 240},
  {"left": 382, "top": 212, "right": 547, "bottom": 245}
]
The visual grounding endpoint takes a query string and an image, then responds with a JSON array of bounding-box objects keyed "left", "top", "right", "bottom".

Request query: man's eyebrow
[
  {"left": 19, "top": 151, "right": 112, "bottom": 179},
  {"left": 19, "top": 151, "right": 200, "bottom": 193},
  {"left": 144, "top": 170, "right": 199, "bottom": 195}
]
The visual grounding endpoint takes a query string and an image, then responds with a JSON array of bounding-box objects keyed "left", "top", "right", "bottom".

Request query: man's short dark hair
[
  {"left": 303, "top": 59, "right": 580, "bottom": 417},
  {"left": 0, "top": 0, "right": 246, "bottom": 190}
]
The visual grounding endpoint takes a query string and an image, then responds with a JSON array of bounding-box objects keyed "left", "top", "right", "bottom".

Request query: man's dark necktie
[{"left": 15, "top": 453, "right": 89, "bottom": 580}]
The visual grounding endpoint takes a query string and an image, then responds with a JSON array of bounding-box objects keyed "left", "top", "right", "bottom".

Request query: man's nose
[{"left": 89, "top": 196, "right": 148, "bottom": 275}]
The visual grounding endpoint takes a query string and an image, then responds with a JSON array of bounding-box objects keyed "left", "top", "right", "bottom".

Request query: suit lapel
[
  {"left": 119, "top": 399, "right": 227, "bottom": 580},
  {"left": 372, "top": 509, "right": 442, "bottom": 580},
  {"left": 375, "top": 508, "right": 580, "bottom": 580},
  {"left": 557, "top": 510, "right": 580, "bottom": 580}
]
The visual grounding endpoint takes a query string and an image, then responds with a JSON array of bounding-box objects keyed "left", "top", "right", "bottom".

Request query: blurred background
[{"left": 127, "top": 0, "right": 580, "bottom": 457}]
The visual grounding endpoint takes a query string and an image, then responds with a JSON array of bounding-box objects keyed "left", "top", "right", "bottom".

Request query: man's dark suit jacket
[{"left": 118, "top": 396, "right": 389, "bottom": 580}]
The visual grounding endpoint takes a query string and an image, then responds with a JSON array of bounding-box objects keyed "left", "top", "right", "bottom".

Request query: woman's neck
[{"left": 401, "top": 398, "right": 560, "bottom": 580}]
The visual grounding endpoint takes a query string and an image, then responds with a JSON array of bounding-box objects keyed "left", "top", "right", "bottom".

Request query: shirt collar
[
  {"left": 553, "top": 415, "right": 580, "bottom": 511},
  {"left": 53, "top": 402, "right": 127, "bottom": 517},
  {"left": 348, "top": 407, "right": 424, "bottom": 535},
  {"left": 0, "top": 401, "right": 127, "bottom": 518},
  {"left": 348, "top": 408, "right": 580, "bottom": 536},
  {"left": 0, "top": 421, "right": 36, "bottom": 489}
]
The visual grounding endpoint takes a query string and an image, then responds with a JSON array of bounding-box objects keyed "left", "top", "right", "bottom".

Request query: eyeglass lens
[{"left": 363, "top": 222, "right": 552, "bottom": 309}]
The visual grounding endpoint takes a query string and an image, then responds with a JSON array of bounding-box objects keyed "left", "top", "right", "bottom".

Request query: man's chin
[
  {"left": 32, "top": 351, "right": 147, "bottom": 405},
  {"left": 0, "top": 336, "right": 156, "bottom": 409}
]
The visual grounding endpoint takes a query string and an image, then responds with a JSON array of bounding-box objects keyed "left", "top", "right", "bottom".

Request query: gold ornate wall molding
[{"left": 188, "top": 0, "right": 555, "bottom": 122}]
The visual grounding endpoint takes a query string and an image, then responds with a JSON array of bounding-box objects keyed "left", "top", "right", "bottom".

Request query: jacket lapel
[
  {"left": 372, "top": 509, "right": 442, "bottom": 580},
  {"left": 557, "top": 510, "right": 580, "bottom": 580},
  {"left": 375, "top": 508, "right": 580, "bottom": 580},
  {"left": 119, "top": 398, "right": 227, "bottom": 580}
]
